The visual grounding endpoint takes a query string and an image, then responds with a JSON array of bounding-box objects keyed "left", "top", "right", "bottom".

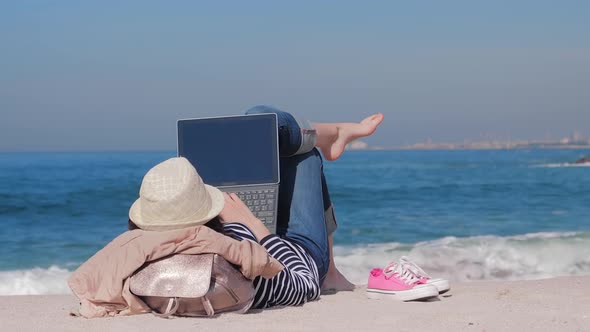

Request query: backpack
[{"left": 129, "top": 254, "right": 255, "bottom": 317}]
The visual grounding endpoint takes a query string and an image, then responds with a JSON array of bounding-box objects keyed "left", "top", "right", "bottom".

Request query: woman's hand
[{"left": 218, "top": 192, "right": 271, "bottom": 241}]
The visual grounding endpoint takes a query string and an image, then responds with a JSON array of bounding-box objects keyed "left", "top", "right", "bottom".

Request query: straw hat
[{"left": 129, "top": 157, "right": 224, "bottom": 231}]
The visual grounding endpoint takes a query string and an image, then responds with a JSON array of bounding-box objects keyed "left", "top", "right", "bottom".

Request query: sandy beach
[{"left": 2, "top": 276, "right": 588, "bottom": 332}]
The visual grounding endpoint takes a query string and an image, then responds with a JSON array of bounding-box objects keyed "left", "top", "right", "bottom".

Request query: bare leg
[
  {"left": 314, "top": 113, "right": 384, "bottom": 293},
  {"left": 321, "top": 234, "right": 356, "bottom": 294},
  {"left": 313, "top": 113, "right": 384, "bottom": 161}
]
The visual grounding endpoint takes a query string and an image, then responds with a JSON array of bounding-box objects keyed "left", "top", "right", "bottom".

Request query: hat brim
[{"left": 129, "top": 184, "right": 225, "bottom": 231}]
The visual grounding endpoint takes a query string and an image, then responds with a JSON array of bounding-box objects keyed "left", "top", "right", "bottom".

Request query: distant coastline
[
  {"left": 348, "top": 144, "right": 590, "bottom": 151},
  {"left": 397, "top": 141, "right": 590, "bottom": 151},
  {"left": 348, "top": 137, "right": 590, "bottom": 151}
]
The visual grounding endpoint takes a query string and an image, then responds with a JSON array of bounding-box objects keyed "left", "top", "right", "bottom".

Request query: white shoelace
[
  {"left": 383, "top": 262, "right": 421, "bottom": 285},
  {"left": 399, "top": 256, "right": 431, "bottom": 279}
]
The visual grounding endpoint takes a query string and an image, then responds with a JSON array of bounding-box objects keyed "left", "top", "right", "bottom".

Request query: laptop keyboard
[{"left": 235, "top": 188, "right": 277, "bottom": 225}]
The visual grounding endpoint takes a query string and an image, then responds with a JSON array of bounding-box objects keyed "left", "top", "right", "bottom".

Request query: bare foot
[
  {"left": 313, "top": 113, "right": 384, "bottom": 161},
  {"left": 321, "top": 267, "right": 356, "bottom": 295}
]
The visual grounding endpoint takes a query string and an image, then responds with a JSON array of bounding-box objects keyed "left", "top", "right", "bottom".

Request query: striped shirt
[{"left": 223, "top": 223, "right": 321, "bottom": 308}]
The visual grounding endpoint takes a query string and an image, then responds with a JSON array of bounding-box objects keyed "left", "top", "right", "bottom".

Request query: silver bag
[{"left": 129, "top": 254, "right": 255, "bottom": 318}]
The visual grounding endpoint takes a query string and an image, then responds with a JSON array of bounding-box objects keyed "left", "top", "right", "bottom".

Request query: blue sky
[{"left": 1, "top": 0, "right": 589, "bottom": 151}]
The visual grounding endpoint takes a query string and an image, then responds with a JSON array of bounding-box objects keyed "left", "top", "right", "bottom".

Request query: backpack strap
[
  {"left": 151, "top": 298, "right": 179, "bottom": 319},
  {"left": 201, "top": 296, "right": 215, "bottom": 316}
]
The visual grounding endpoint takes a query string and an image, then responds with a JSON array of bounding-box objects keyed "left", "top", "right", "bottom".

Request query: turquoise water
[
  {"left": 328, "top": 149, "right": 590, "bottom": 243},
  {"left": 1, "top": 149, "right": 589, "bottom": 294}
]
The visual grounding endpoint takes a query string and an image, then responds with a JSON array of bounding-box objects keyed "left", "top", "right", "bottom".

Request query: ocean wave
[
  {"left": 0, "top": 266, "right": 72, "bottom": 295},
  {"left": 1, "top": 232, "right": 590, "bottom": 295},
  {"left": 334, "top": 231, "right": 590, "bottom": 284},
  {"left": 533, "top": 163, "right": 590, "bottom": 168}
]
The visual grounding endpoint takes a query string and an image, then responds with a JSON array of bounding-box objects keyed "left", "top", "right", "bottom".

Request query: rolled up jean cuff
[
  {"left": 292, "top": 118, "right": 317, "bottom": 156},
  {"left": 324, "top": 204, "right": 338, "bottom": 236},
  {"left": 245, "top": 105, "right": 317, "bottom": 157}
]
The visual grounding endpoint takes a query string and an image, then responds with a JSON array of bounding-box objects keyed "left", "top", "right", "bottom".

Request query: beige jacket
[{"left": 68, "top": 226, "right": 283, "bottom": 318}]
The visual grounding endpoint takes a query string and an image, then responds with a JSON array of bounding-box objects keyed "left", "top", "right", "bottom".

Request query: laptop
[{"left": 177, "top": 114, "right": 280, "bottom": 233}]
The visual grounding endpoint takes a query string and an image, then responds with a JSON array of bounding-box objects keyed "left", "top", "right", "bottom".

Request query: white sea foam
[
  {"left": 0, "top": 266, "right": 72, "bottom": 295},
  {"left": 334, "top": 232, "right": 590, "bottom": 284},
  {"left": 1, "top": 232, "right": 590, "bottom": 295},
  {"left": 533, "top": 163, "right": 590, "bottom": 168}
]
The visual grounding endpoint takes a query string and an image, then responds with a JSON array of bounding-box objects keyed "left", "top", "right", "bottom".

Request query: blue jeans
[{"left": 246, "top": 105, "right": 331, "bottom": 282}]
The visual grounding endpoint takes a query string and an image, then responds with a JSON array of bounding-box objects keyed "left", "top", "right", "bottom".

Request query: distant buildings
[
  {"left": 401, "top": 131, "right": 590, "bottom": 150},
  {"left": 560, "top": 131, "right": 587, "bottom": 145}
]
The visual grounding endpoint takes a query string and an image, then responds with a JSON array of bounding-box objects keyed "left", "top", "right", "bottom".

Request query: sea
[{"left": 1, "top": 149, "right": 589, "bottom": 295}]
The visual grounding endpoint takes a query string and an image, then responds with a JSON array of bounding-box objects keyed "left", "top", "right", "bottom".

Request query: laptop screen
[{"left": 177, "top": 114, "right": 279, "bottom": 187}]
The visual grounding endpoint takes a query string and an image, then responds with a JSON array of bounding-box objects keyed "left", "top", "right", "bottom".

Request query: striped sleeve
[{"left": 222, "top": 223, "right": 321, "bottom": 309}]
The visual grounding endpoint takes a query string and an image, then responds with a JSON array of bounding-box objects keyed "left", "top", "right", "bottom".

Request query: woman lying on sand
[{"left": 69, "top": 106, "right": 446, "bottom": 317}]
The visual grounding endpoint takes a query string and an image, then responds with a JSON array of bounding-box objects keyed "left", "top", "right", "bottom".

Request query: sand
[{"left": 2, "top": 276, "right": 589, "bottom": 332}]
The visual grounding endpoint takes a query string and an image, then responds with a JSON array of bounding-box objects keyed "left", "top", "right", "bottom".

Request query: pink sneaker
[
  {"left": 366, "top": 262, "right": 439, "bottom": 301},
  {"left": 399, "top": 256, "right": 451, "bottom": 294}
]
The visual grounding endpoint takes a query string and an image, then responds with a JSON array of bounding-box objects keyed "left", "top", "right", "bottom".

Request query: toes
[
  {"left": 358, "top": 114, "right": 384, "bottom": 136},
  {"left": 362, "top": 113, "right": 384, "bottom": 126}
]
